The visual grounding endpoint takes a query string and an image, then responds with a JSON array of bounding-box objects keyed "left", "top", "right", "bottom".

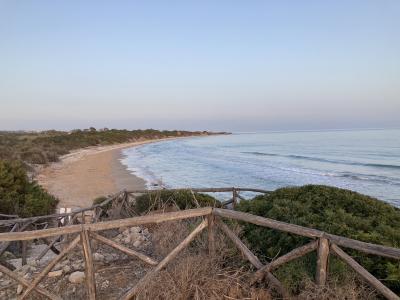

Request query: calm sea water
[{"left": 120, "top": 129, "right": 400, "bottom": 207}]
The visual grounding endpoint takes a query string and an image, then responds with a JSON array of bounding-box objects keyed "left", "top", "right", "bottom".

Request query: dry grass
[
  {"left": 139, "top": 254, "right": 272, "bottom": 300},
  {"left": 141, "top": 217, "right": 271, "bottom": 299},
  {"left": 150, "top": 219, "right": 192, "bottom": 257},
  {"left": 296, "top": 277, "right": 378, "bottom": 300}
]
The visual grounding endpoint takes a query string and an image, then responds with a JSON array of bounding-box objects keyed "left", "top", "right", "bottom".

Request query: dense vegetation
[
  {"left": 134, "top": 190, "right": 221, "bottom": 214},
  {"left": 0, "top": 128, "right": 220, "bottom": 217},
  {"left": 0, "top": 128, "right": 218, "bottom": 166},
  {"left": 0, "top": 160, "right": 58, "bottom": 217},
  {"left": 237, "top": 185, "right": 400, "bottom": 294}
]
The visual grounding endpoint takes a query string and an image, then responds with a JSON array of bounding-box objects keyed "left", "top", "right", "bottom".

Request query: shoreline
[{"left": 35, "top": 137, "right": 178, "bottom": 209}]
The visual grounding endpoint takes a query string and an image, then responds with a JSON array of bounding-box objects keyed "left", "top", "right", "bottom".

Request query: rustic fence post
[
  {"left": 207, "top": 214, "right": 215, "bottom": 258},
  {"left": 232, "top": 187, "right": 237, "bottom": 208},
  {"left": 316, "top": 237, "right": 329, "bottom": 286},
  {"left": 81, "top": 229, "right": 96, "bottom": 300}
]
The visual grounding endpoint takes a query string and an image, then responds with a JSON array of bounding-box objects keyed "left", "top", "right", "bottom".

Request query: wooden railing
[{"left": 0, "top": 188, "right": 399, "bottom": 299}]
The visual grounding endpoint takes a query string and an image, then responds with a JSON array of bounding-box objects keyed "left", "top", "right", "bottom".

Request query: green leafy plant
[
  {"left": 0, "top": 160, "right": 58, "bottom": 217},
  {"left": 236, "top": 185, "right": 400, "bottom": 294}
]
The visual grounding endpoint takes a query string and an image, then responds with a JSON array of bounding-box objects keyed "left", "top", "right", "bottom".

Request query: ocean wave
[{"left": 242, "top": 152, "right": 400, "bottom": 170}]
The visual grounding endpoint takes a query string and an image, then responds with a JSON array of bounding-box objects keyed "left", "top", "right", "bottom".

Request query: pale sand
[{"left": 36, "top": 139, "right": 172, "bottom": 209}]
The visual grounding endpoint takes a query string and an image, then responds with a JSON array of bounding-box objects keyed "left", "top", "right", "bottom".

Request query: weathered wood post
[
  {"left": 316, "top": 237, "right": 329, "bottom": 286},
  {"left": 207, "top": 214, "right": 215, "bottom": 258},
  {"left": 81, "top": 229, "right": 96, "bottom": 300},
  {"left": 232, "top": 187, "right": 237, "bottom": 208}
]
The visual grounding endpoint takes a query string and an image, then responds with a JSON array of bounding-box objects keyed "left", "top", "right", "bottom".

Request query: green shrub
[
  {"left": 0, "top": 160, "right": 58, "bottom": 217},
  {"left": 135, "top": 190, "right": 221, "bottom": 214},
  {"left": 93, "top": 196, "right": 108, "bottom": 205},
  {"left": 92, "top": 196, "right": 112, "bottom": 210},
  {"left": 0, "top": 129, "right": 220, "bottom": 165},
  {"left": 236, "top": 185, "right": 400, "bottom": 294}
]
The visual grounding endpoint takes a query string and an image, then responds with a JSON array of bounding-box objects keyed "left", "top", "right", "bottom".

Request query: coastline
[{"left": 35, "top": 138, "right": 175, "bottom": 209}]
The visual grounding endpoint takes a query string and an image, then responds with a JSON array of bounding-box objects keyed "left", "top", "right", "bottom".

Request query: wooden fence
[{"left": 0, "top": 188, "right": 399, "bottom": 299}]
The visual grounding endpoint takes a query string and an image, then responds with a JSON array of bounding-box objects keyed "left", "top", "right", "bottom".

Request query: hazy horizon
[{"left": 1, "top": 1, "right": 399, "bottom": 132}]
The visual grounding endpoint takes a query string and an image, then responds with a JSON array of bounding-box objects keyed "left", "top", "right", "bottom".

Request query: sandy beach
[{"left": 36, "top": 139, "right": 170, "bottom": 209}]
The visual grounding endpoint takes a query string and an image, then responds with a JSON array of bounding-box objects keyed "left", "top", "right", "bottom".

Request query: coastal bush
[
  {"left": 236, "top": 185, "right": 400, "bottom": 294},
  {"left": 0, "top": 160, "right": 58, "bottom": 217},
  {"left": 0, "top": 129, "right": 220, "bottom": 166},
  {"left": 134, "top": 190, "right": 221, "bottom": 214}
]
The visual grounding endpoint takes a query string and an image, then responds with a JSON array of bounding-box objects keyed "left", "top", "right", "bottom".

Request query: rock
[
  {"left": 133, "top": 240, "right": 141, "bottom": 248},
  {"left": 104, "top": 254, "right": 113, "bottom": 263},
  {"left": 142, "top": 228, "right": 149, "bottom": 235},
  {"left": 17, "top": 284, "right": 23, "bottom": 295},
  {"left": 130, "top": 226, "right": 140, "bottom": 233},
  {"left": 101, "top": 280, "right": 110, "bottom": 289},
  {"left": 69, "top": 271, "right": 85, "bottom": 284},
  {"left": 122, "top": 229, "right": 130, "bottom": 236},
  {"left": 48, "top": 270, "right": 63, "bottom": 277},
  {"left": 63, "top": 265, "right": 71, "bottom": 273},
  {"left": 129, "top": 232, "right": 140, "bottom": 241},
  {"left": 28, "top": 260, "right": 38, "bottom": 267},
  {"left": 123, "top": 236, "right": 131, "bottom": 244},
  {"left": 93, "top": 253, "right": 104, "bottom": 262}
]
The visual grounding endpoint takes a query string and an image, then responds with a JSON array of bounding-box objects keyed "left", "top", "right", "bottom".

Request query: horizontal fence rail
[
  {"left": 0, "top": 187, "right": 267, "bottom": 227},
  {"left": 0, "top": 188, "right": 399, "bottom": 299}
]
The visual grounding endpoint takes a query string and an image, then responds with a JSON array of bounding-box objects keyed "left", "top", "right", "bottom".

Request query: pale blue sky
[{"left": 1, "top": 1, "right": 399, "bottom": 131}]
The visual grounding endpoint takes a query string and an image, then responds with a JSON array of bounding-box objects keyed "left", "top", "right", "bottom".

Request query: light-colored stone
[
  {"left": 130, "top": 226, "right": 140, "bottom": 233},
  {"left": 123, "top": 236, "right": 131, "bottom": 244},
  {"left": 104, "top": 254, "right": 114, "bottom": 263},
  {"left": 129, "top": 232, "right": 140, "bottom": 241},
  {"left": 69, "top": 271, "right": 85, "bottom": 284},
  {"left": 17, "top": 284, "right": 23, "bottom": 295},
  {"left": 48, "top": 270, "right": 63, "bottom": 277},
  {"left": 101, "top": 280, "right": 110, "bottom": 289},
  {"left": 63, "top": 265, "right": 71, "bottom": 273},
  {"left": 93, "top": 252, "right": 104, "bottom": 262},
  {"left": 133, "top": 240, "right": 141, "bottom": 248},
  {"left": 28, "top": 260, "right": 38, "bottom": 267}
]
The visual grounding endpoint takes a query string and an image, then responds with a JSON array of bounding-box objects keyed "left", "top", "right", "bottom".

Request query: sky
[{"left": 0, "top": 1, "right": 399, "bottom": 132}]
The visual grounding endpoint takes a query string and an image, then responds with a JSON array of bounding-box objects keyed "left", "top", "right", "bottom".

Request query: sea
[{"left": 120, "top": 129, "right": 400, "bottom": 207}]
